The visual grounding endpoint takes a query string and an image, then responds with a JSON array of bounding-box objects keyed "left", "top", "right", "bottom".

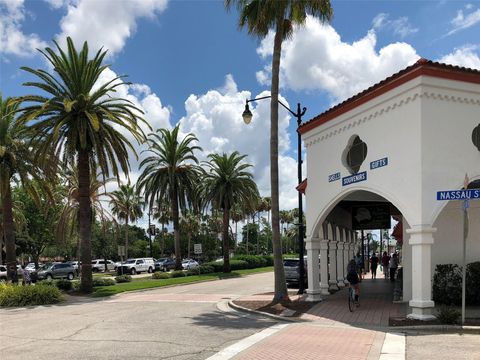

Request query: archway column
[
  {"left": 329, "top": 240, "right": 339, "bottom": 291},
  {"left": 319, "top": 239, "right": 330, "bottom": 295},
  {"left": 343, "top": 231, "right": 351, "bottom": 285},
  {"left": 306, "top": 238, "right": 322, "bottom": 302},
  {"left": 407, "top": 225, "right": 436, "bottom": 320},
  {"left": 336, "top": 241, "right": 345, "bottom": 287}
]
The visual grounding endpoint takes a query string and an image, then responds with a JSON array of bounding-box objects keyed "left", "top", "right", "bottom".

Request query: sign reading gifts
[{"left": 329, "top": 157, "right": 389, "bottom": 186}]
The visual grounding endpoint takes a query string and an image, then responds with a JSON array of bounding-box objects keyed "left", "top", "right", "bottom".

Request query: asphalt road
[{"left": 0, "top": 272, "right": 277, "bottom": 360}]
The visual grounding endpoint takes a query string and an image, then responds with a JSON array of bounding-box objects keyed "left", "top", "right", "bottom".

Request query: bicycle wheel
[{"left": 348, "top": 287, "right": 355, "bottom": 312}]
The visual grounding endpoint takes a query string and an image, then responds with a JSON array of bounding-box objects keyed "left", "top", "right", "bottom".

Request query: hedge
[
  {"left": 171, "top": 270, "right": 186, "bottom": 278},
  {"left": 115, "top": 275, "right": 132, "bottom": 283},
  {"left": 92, "top": 278, "right": 116, "bottom": 287},
  {"left": 152, "top": 272, "right": 170, "bottom": 279},
  {"left": 433, "top": 262, "right": 480, "bottom": 305},
  {"left": 0, "top": 283, "right": 63, "bottom": 307},
  {"left": 202, "top": 255, "right": 273, "bottom": 272}
]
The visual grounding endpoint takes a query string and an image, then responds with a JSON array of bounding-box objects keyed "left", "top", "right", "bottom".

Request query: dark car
[
  {"left": 160, "top": 258, "right": 176, "bottom": 272},
  {"left": 283, "top": 258, "right": 308, "bottom": 286},
  {"left": 154, "top": 258, "right": 169, "bottom": 272}
]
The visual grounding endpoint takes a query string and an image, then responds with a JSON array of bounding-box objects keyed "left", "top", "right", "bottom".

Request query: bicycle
[{"left": 348, "top": 284, "right": 359, "bottom": 312}]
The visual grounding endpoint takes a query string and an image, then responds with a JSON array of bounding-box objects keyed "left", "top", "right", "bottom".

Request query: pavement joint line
[
  {"left": 205, "top": 323, "right": 290, "bottom": 360},
  {"left": 379, "top": 332, "right": 405, "bottom": 360}
]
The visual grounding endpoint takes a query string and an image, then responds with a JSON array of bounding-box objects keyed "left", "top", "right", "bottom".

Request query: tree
[
  {"left": 0, "top": 95, "right": 51, "bottom": 281},
  {"left": 225, "top": 0, "right": 333, "bottom": 302},
  {"left": 180, "top": 210, "right": 200, "bottom": 258},
  {"left": 19, "top": 38, "right": 146, "bottom": 292},
  {"left": 137, "top": 125, "right": 201, "bottom": 270},
  {"left": 202, "top": 152, "right": 259, "bottom": 272},
  {"left": 109, "top": 184, "right": 144, "bottom": 259}
]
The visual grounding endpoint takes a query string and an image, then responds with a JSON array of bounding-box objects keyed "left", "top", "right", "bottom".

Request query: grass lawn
[{"left": 91, "top": 266, "right": 273, "bottom": 297}]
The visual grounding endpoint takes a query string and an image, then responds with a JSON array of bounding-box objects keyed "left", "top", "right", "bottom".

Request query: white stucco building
[{"left": 299, "top": 59, "right": 480, "bottom": 320}]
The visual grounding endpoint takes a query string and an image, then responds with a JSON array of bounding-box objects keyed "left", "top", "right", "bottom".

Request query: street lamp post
[
  {"left": 147, "top": 207, "right": 157, "bottom": 258},
  {"left": 242, "top": 97, "right": 307, "bottom": 294}
]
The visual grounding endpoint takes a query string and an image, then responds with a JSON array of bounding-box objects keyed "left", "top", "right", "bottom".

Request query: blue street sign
[
  {"left": 342, "top": 171, "right": 367, "bottom": 186},
  {"left": 437, "top": 189, "right": 480, "bottom": 201},
  {"left": 328, "top": 172, "right": 341, "bottom": 182}
]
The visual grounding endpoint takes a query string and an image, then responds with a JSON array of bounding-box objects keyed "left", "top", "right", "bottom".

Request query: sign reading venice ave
[
  {"left": 342, "top": 171, "right": 367, "bottom": 186},
  {"left": 436, "top": 189, "right": 480, "bottom": 201},
  {"left": 370, "top": 157, "right": 388, "bottom": 170},
  {"left": 328, "top": 172, "right": 341, "bottom": 182}
]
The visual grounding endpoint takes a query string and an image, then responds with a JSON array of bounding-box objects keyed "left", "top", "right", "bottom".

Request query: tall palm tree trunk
[
  {"left": 125, "top": 218, "right": 129, "bottom": 259},
  {"left": 222, "top": 206, "right": 231, "bottom": 273},
  {"left": 171, "top": 187, "right": 182, "bottom": 270},
  {"left": 271, "top": 17, "right": 289, "bottom": 303},
  {"left": 3, "top": 179, "right": 17, "bottom": 282},
  {"left": 78, "top": 149, "right": 93, "bottom": 293},
  {"left": 187, "top": 234, "right": 191, "bottom": 259}
]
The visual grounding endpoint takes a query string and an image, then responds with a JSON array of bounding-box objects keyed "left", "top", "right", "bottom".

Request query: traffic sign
[
  {"left": 436, "top": 189, "right": 480, "bottom": 200},
  {"left": 194, "top": 244, "right": 202, "bottom": 255}
]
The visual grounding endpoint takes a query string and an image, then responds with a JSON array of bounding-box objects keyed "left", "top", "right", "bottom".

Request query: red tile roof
[{"left": 299, "top": 59, "right": 480, "bottom": 135}]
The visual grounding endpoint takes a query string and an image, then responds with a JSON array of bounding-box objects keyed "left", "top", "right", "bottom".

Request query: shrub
[
  {"left": 152, "top": 272, "right": 170, "bottom": 279},
  {"left": 436, "top": 305, "right": 460, "bottom": 324},
  {"left": 261, "top": 255, "right": 274, "bottom": 266},
  {"left": 232, "top": 255, "right": 267, "bottom": 268},
  {"left": 229, "top": 260, "right": 248, "bottom": 270},
  {"left": 0, "top": 283, "right": 63, "bottom": 307},
  {"left": 55, "top": 279, "right": 72, "bottom": 291},
  {"left": 71, "top": 281, "right": 81, "bottom": 291},
  {"left": 203, "top": 261, "right": 224, "bottom": 273},
  {"left": 171, "top": 270, "right": 186, "bottom": 278},
  {"left": 92, "top": 278, "right": 116, "bottom": 287},
  {"left": 432, "top": 264, "right": 462, "bottom": 305},
  {"left": 198, "top": 264, "right": 214, "bottom": 274},
  {"left": 466, "top": 261, "right": 480, "bottom": 305},
  {"left": 115, "top": 275, "right": 132, "bottom": 283}
]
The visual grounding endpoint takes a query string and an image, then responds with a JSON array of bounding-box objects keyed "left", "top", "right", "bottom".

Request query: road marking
[
  {"left": 206, "top": 323, "right": 289, "bottom": 360},
  {"left": 380, "top": 332, "right": 405, "bottom": 360}
]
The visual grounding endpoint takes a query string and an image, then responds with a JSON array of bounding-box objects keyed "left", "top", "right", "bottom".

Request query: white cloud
[
  {"left": 372, "top": 13, "right": 418, "bottom": 38},
  {"left": 177, "top": 75, "right": 299, "bottom": 210},
  {"left": 56, "top": 0, "right": 168, "bottom": 57},
  {"left": 43, "top": 0, "right": 70, "bottom": 9},
  {"left": 438, "top": 45, "right": 480, "bottom": 70},
  {"left": 446, "top": 7, "right": 480, "bottom": 36},
  {"left": 257, "top": 16, "right": 420, "bottom": 104},
  {"left": 0, "top": 0, "right": 47, "bottom": 57}
]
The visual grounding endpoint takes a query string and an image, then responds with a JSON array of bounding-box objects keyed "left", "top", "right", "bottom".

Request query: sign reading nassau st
[{"left": 436, "top": 189, "right": 480, "bottom": 200}]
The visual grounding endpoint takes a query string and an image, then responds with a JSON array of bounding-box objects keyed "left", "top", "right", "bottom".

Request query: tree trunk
[
  {"left": 222, "top": 205, "right": 230, "bottom": 273},
  {"left": 171, "top": 187, "right": 182, "bottom": 270},
  {"left": 125, "top": 218, "right": 129, "bottom": 259},
  {"left": 78, "top": 149, "right": 93, "bottom": 293},
  {"left": 246, "top": 217, "right": 249, "bottom": 255},
  {"left": 271, "top": 17, "right": 289, "bottom": 303},
  {"left": 187, "top": 234, "right": 191, "bottom": 259},
  {"left": 3, "top": 178, "right": 17, "bottom": 282}
]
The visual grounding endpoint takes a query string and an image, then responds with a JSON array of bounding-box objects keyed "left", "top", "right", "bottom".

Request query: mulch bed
[{"left": 233, "top": 292, "right": 320, "bottom": 317}]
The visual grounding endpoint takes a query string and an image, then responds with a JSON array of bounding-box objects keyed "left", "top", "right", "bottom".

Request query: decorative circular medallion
[
  {"left": 342, "top": 135, "right": 368, "bottom": 175},
  {"left": 472, "top": 124, "right": 480, "bottom": 151}
]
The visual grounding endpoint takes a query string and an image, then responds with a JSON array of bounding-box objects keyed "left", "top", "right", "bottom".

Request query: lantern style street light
[{"left": 242, "top": 96, "right": 307, "bottom": 294}]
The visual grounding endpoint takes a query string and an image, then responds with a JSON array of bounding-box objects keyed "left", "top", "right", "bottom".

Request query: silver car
[{"left": 36, "top": 263, "right": 75, "bottom": 280}]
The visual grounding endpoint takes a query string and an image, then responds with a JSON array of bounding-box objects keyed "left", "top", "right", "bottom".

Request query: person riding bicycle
[{"left": 346, "top": 259, "right": 360, "bottom": 303}]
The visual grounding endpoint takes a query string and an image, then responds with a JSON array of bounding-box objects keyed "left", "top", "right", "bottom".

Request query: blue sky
[{"left": 1, "top": 0, "right": 480, "bottom": 216}]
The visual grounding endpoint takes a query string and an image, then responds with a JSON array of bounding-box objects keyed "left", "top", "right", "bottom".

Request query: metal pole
[
  {"left": 462, "top": 200, "right": 468, "bottom": 324},
  {"left": 380, "top": 229, "right": 383, "bottom": 255},
  {"left": 297, "top": 103, "right": 306, "bottom": 295},
  {"left": 148, "top": 211, "right": 153, "bottom": 258},
  {"left": 361, "top": 230, "right": 365, "bottom": 278}
]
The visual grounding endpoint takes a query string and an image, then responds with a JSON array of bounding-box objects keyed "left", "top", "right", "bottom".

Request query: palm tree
[
  {"left": 225, "top": 0, "right": 333, "bottom": 302},
  {"left": 0, "top": 95, "right": 51, "bottom": 281},
  {"left": 137, "top": 125, "right": 201, "bottom": 270},
  {"left": 19, "top": 38, "right": 147, "bottom": 292},
  {"left": 202, "top": 151, "right": 259, "bottom": 272},
  {"left": 230, "top": 203, "right": 244, "bottom": 244},
  {"left": 153, "top": 198, "right": 171, "bottom": 256},
  {"left": 180, "top": 210, "right": 200, "bottom": 258}
]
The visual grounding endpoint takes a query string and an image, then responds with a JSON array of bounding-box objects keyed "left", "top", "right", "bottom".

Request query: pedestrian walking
[
  {"left": 370, "top": 252, "right": 379, "bottom": 279},
  {"left": 389, "top": 252, "right": 399, "bottom": 282},
  {"left": 381, "top": 251, "right": 390, "bottom": 279}
]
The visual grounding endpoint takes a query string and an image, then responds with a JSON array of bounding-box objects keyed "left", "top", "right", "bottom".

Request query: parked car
[
  {"left": 91, "top": 259, "right": 115, "bottom": 272},
  {"left": 116, "top": 258, "right": 154, "bottom": 275},
  {"left": 36, "top": 263, "right": 75, "bottom": 280},
  {"left": 160, "top": 258, "right": 176, "bottom": 272},
  {"left": 283, "top": 257, "right": 308, "bottom": 286},
  {"left": 25, "top": 262, "right": 38, "bottom": 272},
  {"left": 182, "top": 259, "right": 199, "bottom": 270},
  {"left": 0, "top": 265, "right": 7, "bottom": 281},
  {"left": 154, "top": 258, "right": 169, "bottom": 272}
]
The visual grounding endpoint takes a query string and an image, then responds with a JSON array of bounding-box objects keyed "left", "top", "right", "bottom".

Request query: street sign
[
  {"left": 436, "top": 189, "right": 480, "bottom": 200},
  {"left": 117, "top": 246, "right": 126, "bottom": 257},
  {"left": 194, "top": 244, "right": 202, "bottom": 255}
]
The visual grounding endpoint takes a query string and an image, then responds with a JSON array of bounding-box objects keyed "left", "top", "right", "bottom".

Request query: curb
[
  {"left": 389, "top": 324, "right": 480, "bottom": 334},
  {"left": 228, "top": 299, "right": 308, "bottom": 323}
]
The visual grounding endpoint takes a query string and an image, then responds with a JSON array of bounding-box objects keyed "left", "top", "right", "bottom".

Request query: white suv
[
  {"left": 91, "top": 259, "right": 115, "bottom": 272},
  {"left": 117, "top": 258, "right": 154, "bottom": 275}
]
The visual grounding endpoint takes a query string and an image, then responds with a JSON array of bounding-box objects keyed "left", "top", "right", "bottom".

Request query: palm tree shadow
[{"left": 190, "top": 309, "right": 278, "bottom": 330}]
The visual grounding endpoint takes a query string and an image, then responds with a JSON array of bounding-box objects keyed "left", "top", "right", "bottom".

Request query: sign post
[{"left": 436, "top": 174, "right": 473, "bottom": 325}]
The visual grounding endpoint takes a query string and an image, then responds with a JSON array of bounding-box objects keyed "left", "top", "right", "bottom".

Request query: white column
[
  {"left": 306, "top": 238, "right": 322, "bottom": 302},
  {"left": 343, "top": 231, "right": 351, "bottom": 285},
  {"left": 329, "top": 240, "right": 339, "bottom": 291},
  {"left": 407, "top": 225, "right": 436, "bottom": 320},
  {"left": 319, "top": 239, "right": 330, "bottom": 295},
  {"left": 336, "top": 241, "right": 345, "bottom": 287}
]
